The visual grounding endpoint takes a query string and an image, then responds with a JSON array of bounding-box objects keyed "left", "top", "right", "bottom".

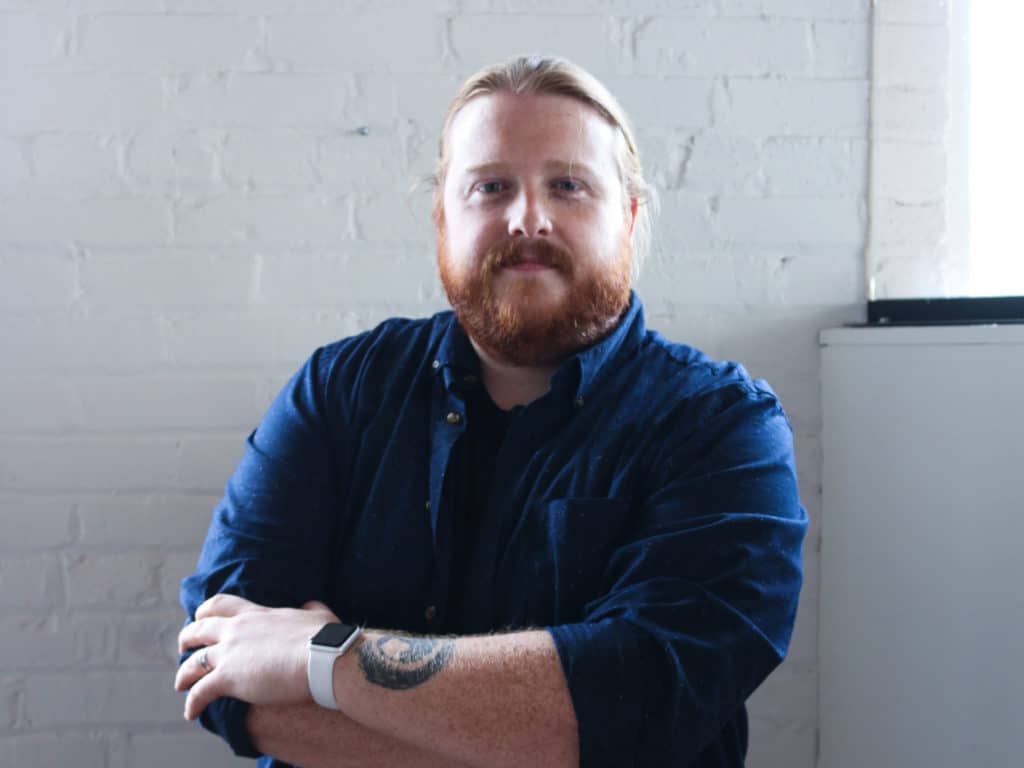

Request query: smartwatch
[{"left": 307, "top": 622, "right": 362, "bottom": 710}]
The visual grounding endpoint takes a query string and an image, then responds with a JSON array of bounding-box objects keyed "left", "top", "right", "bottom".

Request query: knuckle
[{"left": 207, "top": 593, "right": 228, "bottom": 611}]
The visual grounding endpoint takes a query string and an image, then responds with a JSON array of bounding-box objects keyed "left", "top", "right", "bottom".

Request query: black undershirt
[{"left": 446, "top": 383, "right": 520, "bottom": 631}]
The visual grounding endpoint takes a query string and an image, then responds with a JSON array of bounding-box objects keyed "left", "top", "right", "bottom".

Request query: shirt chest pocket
[{"left": 497, "top": 497, "right": 631, "bottom": 627}]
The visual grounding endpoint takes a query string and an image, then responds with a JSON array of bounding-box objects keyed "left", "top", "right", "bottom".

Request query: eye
[
  {"left": 475, "top": 180, "right": 507, "bottom": 195},
  {"left": 553, "top": 178, "right": 583, "bottom": 193}
]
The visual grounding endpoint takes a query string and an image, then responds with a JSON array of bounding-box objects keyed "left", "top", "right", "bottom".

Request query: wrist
[
  {"left": 307, "top": 622, "right": 362, "bottom": 710},
  {"left": 331, "top": 630, "right": 369, "bottom": 714}
]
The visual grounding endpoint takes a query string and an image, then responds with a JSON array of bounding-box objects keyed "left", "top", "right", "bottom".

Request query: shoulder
[
  {"left": 626, "top": 333, "right": 799, "bottom": 499},
  {"left": 292, "top": 310, "right": 454, "bottom": 414},
  {"left": 633, "top": 330, "right": 782, "bottom": 415},
  {"left": 608, "top": 329, "right": 796, "bottom": 478},
  {"left": 313, "top": 311, "right": 451, "bottom": 377}
]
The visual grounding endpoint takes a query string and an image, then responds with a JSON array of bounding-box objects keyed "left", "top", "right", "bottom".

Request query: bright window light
[{"left": 968, "top": 4, "right": 1024, "bottom": 296}]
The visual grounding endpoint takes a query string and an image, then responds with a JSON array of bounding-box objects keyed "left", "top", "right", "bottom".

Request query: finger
[
  {"left": 178, "top": 616, "right": 225, "bottom": 654},
  {"left": 183, "top": 669, "right": 226, "bottom": 721},
  {"left": 195, "top": 593, "right": 257, "bottom": 621},
  {"left": 302, "top": 600, "right": 330, "bottom": 611},
  {"left": 174, "top": 645, "right": 217, "bottom": 692}
]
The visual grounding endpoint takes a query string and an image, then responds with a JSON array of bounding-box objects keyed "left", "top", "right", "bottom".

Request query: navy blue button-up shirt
[{"left": 180, "top": 293, "right": 807, "bottom": 767}]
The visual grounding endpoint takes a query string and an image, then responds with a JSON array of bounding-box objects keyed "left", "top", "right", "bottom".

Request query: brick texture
[
  {"left": 0, "top": 1, "right": 895, "bottom": 764},
  {"left": 868, "top": 1, "right": 955, "bottom": 299}
]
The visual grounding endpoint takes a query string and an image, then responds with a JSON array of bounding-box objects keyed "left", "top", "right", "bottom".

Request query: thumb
[{"left": 302, "top": 600, "right": 330, "bottom": 612}]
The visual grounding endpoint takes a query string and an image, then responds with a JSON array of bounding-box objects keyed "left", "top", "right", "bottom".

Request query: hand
[{"left": 174, "top": 594, "right": 338, "bottom": 721}]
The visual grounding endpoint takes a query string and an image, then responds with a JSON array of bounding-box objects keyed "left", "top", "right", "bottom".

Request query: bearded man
[{"left": 176, "top": 55, "right": 807, "bottom": 768}]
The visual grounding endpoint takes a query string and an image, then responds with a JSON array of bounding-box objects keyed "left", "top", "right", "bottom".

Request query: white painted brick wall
[
  {"left": 868, "top": 0, "right": 962, "bottom": 298},
  {"left": 0, "top": 1, "right": 874, "bottom": 764}
]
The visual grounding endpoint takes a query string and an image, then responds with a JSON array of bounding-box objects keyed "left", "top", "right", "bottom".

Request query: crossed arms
[{"left": 175, "top": 595, "right": 577, "bottom": 767}]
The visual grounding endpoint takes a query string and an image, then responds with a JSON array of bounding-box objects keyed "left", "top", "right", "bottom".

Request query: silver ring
[{"left": 198, "top": 649, "right": 210, "bottom": 672}]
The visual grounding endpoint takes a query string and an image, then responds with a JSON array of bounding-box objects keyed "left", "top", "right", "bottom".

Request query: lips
[
  {"left": 485, "top": 239, "right": 572, "bottom": 275},
  {"left": 505, "top": 250, "right": 554, "bottom": 267},
  {"left": 500, "top": 248, "right": 561, "bottom": 271},
  {"left": 505, "top": 261, "right": 553, "bottom": 272}
]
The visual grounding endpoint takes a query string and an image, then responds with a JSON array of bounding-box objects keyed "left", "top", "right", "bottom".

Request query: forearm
[
  {"left": 247, "top": 702, "right": 473, "bottom": 768},
  {"left": 177, "top": 598, "right": 579, "bottom": 766},
  {"left": 332, "top": 629, "right": 578, "bottom": 768}
]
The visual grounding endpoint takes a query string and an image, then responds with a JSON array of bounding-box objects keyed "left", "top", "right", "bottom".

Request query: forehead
[{"left": 445, "top": 91, "right": 622, "bottom": 176}]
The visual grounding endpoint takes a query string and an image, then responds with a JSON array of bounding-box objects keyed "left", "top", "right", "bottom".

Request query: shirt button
[
  {"left": 432, "top": 359, "right": 440, "bottom": 370},
  {"left": 424, "top": 499, "right": 431, "bottom": 511},
  {"left": 574, "top": 396, "right": 585, "bottom": 409},
  {"left": 446, "top": 411, "right": 462, "bottom": 425},
  {"left": 424, "top": 605, "right": 437, "bottom": 621}
]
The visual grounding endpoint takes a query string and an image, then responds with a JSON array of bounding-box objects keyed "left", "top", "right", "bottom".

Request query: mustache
[{"left": 484, "top": 238, "right": 573, "bottom": 272}]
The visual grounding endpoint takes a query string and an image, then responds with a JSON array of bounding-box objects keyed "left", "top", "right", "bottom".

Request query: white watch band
[{"left": 307, "top": 626, "right": 362, "bottom": 710}]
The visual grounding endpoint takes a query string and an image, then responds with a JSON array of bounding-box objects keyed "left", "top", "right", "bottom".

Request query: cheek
[
  {"left": 572, "top": 206, "right": 627, "bottom": 261},
  {"left": 440, "top": 218, "right": 481, "bottom": 272},
  {"left": 445, "top": 208, "right": 500, "bottom": 253}
]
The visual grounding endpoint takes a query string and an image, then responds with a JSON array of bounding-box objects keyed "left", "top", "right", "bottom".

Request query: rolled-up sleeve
[
  {"left": 548, "top": 387, "right": 807, "bottom": 766},
  {"left": 178, "top": 345, "right": 349, "bottom": 757}
]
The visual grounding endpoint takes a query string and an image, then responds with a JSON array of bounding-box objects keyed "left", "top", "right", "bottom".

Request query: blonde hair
[{"left": 431, "top": 55, "right": 658, "bottom": 277}]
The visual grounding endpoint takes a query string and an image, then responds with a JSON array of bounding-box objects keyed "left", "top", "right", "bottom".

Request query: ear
[
  {"left": 626, "top": 197, "right": 638, "bottom": 237},
  {"left": 431, "top": 186, "right": 445, "bottom": 227}
]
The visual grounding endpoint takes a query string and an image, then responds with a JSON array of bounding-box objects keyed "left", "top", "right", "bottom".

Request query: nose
[{"left": 507, "top": 188, "right": 552, "bottom": 238}]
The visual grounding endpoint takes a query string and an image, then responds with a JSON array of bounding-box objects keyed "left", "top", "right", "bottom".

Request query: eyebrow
[{"left": 462, "top": 160, "right": 600, "bottom": 178}]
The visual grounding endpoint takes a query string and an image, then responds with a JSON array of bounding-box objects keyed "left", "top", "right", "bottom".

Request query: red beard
[{"left": 437, "top": 227, "right": 633, "bottom": 366}]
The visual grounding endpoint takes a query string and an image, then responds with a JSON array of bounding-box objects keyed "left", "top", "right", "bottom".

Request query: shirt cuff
[{"left": 547, "top": 620, "right": 654, "bottom": 768}]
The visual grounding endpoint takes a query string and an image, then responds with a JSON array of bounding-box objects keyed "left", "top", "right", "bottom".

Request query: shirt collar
[
  {"left": 432, "top": 291, "right": 646, "bottom": 402},
  {"left": 554, "top": 290, "right": 646, "bottom": 402},
  {"left": 432, "top": 311, "right": 483, "bottom": 392}
]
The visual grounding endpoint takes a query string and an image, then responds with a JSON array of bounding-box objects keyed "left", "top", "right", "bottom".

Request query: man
[{"left": 176, "top": 55, "right": 806, "bottom": 768}]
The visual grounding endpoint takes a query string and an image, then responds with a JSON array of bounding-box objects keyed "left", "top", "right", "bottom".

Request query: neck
[{"left": 469, "top": 339, "right": 560, "bottom": 411}]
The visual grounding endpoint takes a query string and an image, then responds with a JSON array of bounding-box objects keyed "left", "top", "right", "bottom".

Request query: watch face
[{"left": 311, "top": 622, "right": 358, "bottom": 648}]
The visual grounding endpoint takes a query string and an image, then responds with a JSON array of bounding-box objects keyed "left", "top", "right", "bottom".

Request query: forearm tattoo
[{"left": 357, "top": 634, "right": 455, "bottom": 691}]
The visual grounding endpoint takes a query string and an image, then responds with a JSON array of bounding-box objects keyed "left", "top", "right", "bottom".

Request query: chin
[{"left": 494, "top": 271, "right": 568, "bottom": 301}]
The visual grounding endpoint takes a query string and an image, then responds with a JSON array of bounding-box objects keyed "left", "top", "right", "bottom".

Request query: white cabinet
[{"left": 819, "top": 325, "right": 1024, "bottom": 768}]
